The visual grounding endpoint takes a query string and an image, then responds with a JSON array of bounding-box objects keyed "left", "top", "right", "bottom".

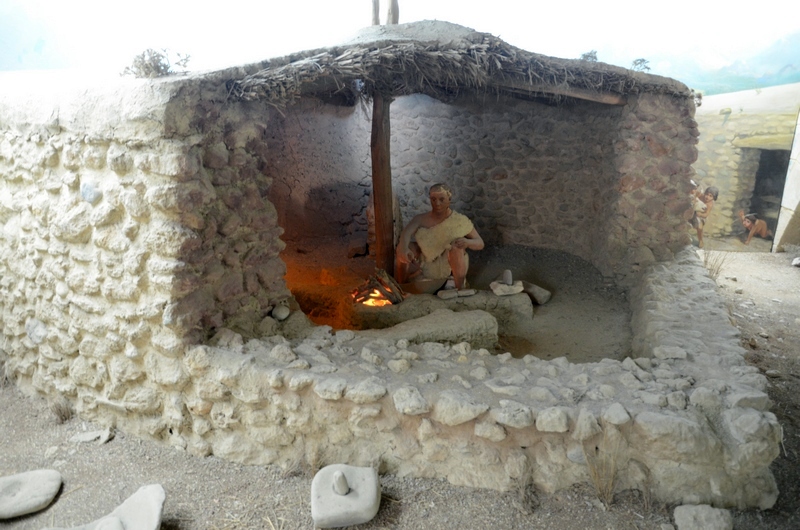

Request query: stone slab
[
  {"left": 356, "top": 308, "right": 498, "bottom": 349},
  {"left": 352, "top": 290, "right": 531, "bottom": 337},
  {"left": 0, "top": 469, "right": 62, "bottom": 519},
  {"left": 44, "top": 484, "right": 165, "bottom": 530}
]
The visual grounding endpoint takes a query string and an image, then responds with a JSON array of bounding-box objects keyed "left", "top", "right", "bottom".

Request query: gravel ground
[{"left": 1, "top": 245, "right": 798, "bottom": 530}]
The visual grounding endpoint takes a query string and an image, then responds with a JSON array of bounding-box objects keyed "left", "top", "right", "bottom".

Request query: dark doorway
[{"left": 750, "top": 149, "right": 790, "bottom": 234}]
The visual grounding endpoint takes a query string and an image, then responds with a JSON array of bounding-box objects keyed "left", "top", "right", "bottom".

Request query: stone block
[
  {"left": 431, "top": 390, "right": 489, "bottom": 426},
  {"left": 673, "top": 504, "right": 732, "bottom": 530},
  {"left": 535, "top": 407, "right": 569, "bottom": 433},
  {"left": 311, "top": 465, "right": 380, "bottom": 528}
]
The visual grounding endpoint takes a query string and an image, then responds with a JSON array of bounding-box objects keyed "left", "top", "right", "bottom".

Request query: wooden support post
[
  {"left": 370, "top": 92, "right": 395, "bottom": 274},
  {"left": 387, "top": 0, "right": 399, "bottom": 24},
  {"left": 372, "top": 0, "right": 380, "bottom": 25}
]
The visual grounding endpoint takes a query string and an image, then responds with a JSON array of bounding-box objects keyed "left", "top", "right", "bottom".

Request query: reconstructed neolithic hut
[
  {"left": 694, "top": 83, "right": 800, "bottom": 250},
  {"left": 0, "top": 22, "right": 779, "bottom": 509}
]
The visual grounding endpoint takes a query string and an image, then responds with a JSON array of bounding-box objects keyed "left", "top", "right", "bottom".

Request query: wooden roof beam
[{"left": 494, "top": 79, "right": 628, "bottom": 106}]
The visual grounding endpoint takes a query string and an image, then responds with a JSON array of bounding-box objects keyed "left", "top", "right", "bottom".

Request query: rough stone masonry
[{"left": 0, "top": 61, "right": 778, "bottom": 509}]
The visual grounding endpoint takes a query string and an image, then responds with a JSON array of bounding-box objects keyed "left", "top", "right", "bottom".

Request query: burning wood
[{"left": 352, "top": 269, "right": 406, "bottom": 306}]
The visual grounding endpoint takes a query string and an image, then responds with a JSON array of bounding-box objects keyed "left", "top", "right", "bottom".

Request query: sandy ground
[{"left": 2, "top": 244, "right": 799, "bottom": 530}]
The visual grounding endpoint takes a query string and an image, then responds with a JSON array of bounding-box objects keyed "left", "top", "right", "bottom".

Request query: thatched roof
[{"left": 227, "top": 21, "right": 692, "bottom": 108}]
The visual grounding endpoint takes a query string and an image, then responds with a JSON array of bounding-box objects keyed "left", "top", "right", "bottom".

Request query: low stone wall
[{"left": 7, "top": 246, "right": 778, "bottom": 509}]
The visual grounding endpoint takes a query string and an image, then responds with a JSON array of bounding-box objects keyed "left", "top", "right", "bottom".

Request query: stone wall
[
  {"left": 266, "top": 92, "right": 697, "bottom": 281},
  {"left": 0, "top": 71, "right": 292, "bottom": 400}
]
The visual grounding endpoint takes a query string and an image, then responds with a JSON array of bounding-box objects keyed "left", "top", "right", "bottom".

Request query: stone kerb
[{"left": 94, "top": 247, "right": 775, "bottom": 509}]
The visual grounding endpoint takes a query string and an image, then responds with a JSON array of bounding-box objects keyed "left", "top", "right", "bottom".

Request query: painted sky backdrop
[{"left": 1, "top": 0, "right": 798, "bottom": 95}]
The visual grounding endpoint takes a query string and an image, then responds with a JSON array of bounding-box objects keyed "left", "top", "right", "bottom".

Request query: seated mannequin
[{"left": 395, "top": 183, "right": 484, "bottom": 290}]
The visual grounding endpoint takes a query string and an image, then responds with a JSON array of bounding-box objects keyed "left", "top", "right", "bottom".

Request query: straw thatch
[{"left": 227, "top": 21, "right": 692, "bottom": 108}]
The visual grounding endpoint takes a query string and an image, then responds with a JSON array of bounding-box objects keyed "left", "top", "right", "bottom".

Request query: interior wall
[
  {"left": 266, "top": 91, "right": 696, "bottom": 280},
  {"left": 265, "top": 99, "right": 373, "bottom": 242},
  {"left": 389, "top": 93, "right": 622, "bottom": 267}
]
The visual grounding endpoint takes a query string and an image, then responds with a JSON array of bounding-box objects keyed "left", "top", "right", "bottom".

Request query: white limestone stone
[
  {"left": 521, "top": 280, "right": 551, "bottom": 304},
  {"left": 311, "top": 465, "right": 380, "bottom": 529},
  {"left": 394, "top": 350, "right": 419, "bottom": 360},
  {"left": 0, "top": 469, "right": 62, "bottom": 519},
  {"left": 528, "top": 386, "right": 557, "bottom": 402},
  {"left": 345, "top": 377, "right": 388, "bottom": 404},
  {"left": 288, "top": 373, "right": 315, "bottom": 391},
  {"left": 360, "top": 347, "right": 382, "bottom": 365},
  {"left": 431, "top": 390, "right": 489, "bottom": 426},
  {"left": 637, "top": 391, "right": 668, "bottom": 407},
  {"left": 725, "top": 390, "right": 771, "bottom": 410},
  {"left": 451, "top": 342, "right": 471, "bottom": 356},
  {"left": 535, "top": 407, "right": 569, "bottom": 432},
  {"left": 667, "top": 391, "right": 688, "bottom": 410},
  {"left": 70, "top": 428, "right": 113, "bottom": 444},
  {"left": 489, "top": 280, "right": 524, "bottom": 296},
  {"left": 272, "top": 305, "right": 290, "bottom": 321},
  {"left": 689, "top": 387, "right": 722, "bottom": 411},
  {"left": 313, "top": 378, "right": 347, "bottom": 400},
  {"left": 483, "top": 377, "right": 521, "bottom": 396},
  {"left": 269, "top": 343, "right": 296, "bottom": 363},
  {"left": 673, "top": 504, "right": 732, "bottom": 530},
  {"left": 474, "top": 421, "right": 506, "bottom": 442},
  {"left": 286, "top": 359, "right": 311, "bottom": 370},
  {"left": 267, "top": 369, "right": 285, "bottom": 388},
  {"left": 392, "top": 386, "right": 430, "bottom": 415},
  {"left": 388, "top": 359, "right": 411, "bottom": 374},
  {"left": 469, "top": 366, "right": 489, "bottom": 380},
  {"left": 572, "top": 408, "right": 602, "bottom": 441},
  {"left": 491, "top": 400, "right": 534, "bottom": 429},
  {"left": 44, "top": 484, "right": 165, "bottom": 530},
  {"left": 602, "top": 403, "right": 631, "bottom": 425},
  {"left": 722, "top": 408, "right": 778, "bottom": 444}
]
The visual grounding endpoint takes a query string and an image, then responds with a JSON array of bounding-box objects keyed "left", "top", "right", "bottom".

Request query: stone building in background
[{"left": 694, "top": 83, "right": 800, "bottom": 250}]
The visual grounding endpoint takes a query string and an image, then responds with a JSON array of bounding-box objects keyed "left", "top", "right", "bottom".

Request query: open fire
[{"left": 352, "top": 269, "right": 405, "bottom": 306}]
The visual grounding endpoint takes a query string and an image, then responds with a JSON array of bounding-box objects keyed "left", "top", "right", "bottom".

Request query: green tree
[
  {"left": 580, "top": 50, "right": 598, "bottom": 62},
  {"left": 630, "top": 58, "right": 650, "bottom": 72},
  {"left": 121, "top": 49, "right": 190, "bottom": 78}
]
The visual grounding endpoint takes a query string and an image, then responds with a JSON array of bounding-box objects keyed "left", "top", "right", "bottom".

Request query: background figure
[
  {"left": 738, "top": 210, "right": 774, "bottom": 244},
  {"left": 689, "top": 185, "right": 718, "bottom": 248}
]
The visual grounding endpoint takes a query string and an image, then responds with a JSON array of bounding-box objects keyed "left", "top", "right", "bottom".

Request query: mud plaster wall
[
  {"left": 0, "top": 73, "right": 779, "bottom": 509},
  {"left": 266, "top": 92, "right": 697, "bottom": 280},
  {"left": 695, "top": 93, "right": 800, "bottom": 239}
]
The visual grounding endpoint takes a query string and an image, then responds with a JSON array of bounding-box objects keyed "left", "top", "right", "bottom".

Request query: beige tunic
[{"left": 414, "top": 211, "right": 473, "bottom": 280}]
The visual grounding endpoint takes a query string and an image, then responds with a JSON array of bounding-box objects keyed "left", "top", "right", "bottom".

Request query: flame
[{"left": 361, "top": 289, "right": 392, "bottom": 307}]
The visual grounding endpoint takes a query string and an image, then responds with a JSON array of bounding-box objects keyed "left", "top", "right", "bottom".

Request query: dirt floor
[
  {"left": 1, "top": 244, "right": 799, "bottom": 530},
  {"left": 283, "top": 240, "right": 631, "bottom": 363}
]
